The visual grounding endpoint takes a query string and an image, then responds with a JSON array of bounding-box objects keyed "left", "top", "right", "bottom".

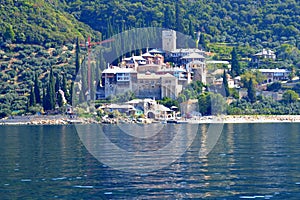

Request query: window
[{"left": 117, "top": 73, "right": 130, "bottom": 81}]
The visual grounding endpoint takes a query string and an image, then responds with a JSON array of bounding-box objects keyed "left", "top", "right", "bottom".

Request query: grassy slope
[{"left": 0, "top": 0, "right": 101, "bottom": 44}]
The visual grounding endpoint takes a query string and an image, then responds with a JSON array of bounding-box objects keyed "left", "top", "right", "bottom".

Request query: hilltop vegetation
[
  {"left": 0, "top": 0, "right": 101, "bottom": 45},
  {"left": 64, "top": 0, "right": 300, "bottom": 48},
  {"left": 4, "top": 0, "right": 298, "bottom": 49}
]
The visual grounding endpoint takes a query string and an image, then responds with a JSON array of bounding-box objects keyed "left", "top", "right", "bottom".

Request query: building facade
[{"left": 258, "top": 69, "right": 290, "bottom": 83}]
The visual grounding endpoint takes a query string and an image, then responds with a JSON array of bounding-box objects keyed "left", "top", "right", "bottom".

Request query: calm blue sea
[{"left": 0, "top": 123, "right": 300, "bottom": 199}]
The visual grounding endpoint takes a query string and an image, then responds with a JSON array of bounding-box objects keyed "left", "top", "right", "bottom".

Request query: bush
[
  {"left": 27, "top": 105, "right": 43, "bottom": 115},
  {"left": 66, "top": 43, "right": 74, "bottom": 51},
  {"left": 0, "top": 63, "right": 8, "bottom": 70},
  {"left": 0, "top": 108, "right": 11, "bottom": 119},
  {"left": 267, "top": 82, "right": 282, "bottom": 92}
]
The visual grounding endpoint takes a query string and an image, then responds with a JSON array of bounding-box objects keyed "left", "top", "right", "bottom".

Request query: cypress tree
[
  {"left": 230, "top": 47, "right": 240, "bottom": 77},
  {"left": 247, "top": 78, "right": 256, "bottom": 103},
  {"left": 44, "top": 67, "right": 56, "bottom": 110},
  {"left": 199, "top": 33, "right": 206, "bottom": 50},
  {"left": 163, "top": 6, "right": 174, "bottom": 29},
  {"left": 80, "top": 60, "right": 88, "bottom": 101},
  {"left": 50, "top": 67, "right": 56, "bottom": 108},
  {"left": 42, "top": 87, "right": 46, "bottom": 110},
  {"left": 75, "top": 37, "right": 80, "bottom": 76},
  {"left": 62, "top": 73, "right": 70, "bottom": 103},
  {"left": 55, "top": 74, "right": 60, "bottom": 93},
  {"left": 222, "top": 70, "right": 230, "bottom": 97},
  {"left": 175, "top": 3, "right": 184, "bottom": 31},
  {"left": 34, "top": 73, "right": 41, "bottom": 104},
  {"left": 90, "top": 63, "right": 95, "bottom": 100},
  {"left": 44, "top": 84, "right": 51, "bottom": 111},
  {"left": 189, "top": 20, "right": 195, "bottom": 38},
  {"left": 79, "top": 90, "right": 85, "bottom": 103},
  {"left": 69, "top": 81, "right": 74, "bottom": 105},
  {"left": 29, "top": 84, "right": 36, "bottom": 107},
  {"left": 4, "top": 24, "right": 15, "bottom": 42}
]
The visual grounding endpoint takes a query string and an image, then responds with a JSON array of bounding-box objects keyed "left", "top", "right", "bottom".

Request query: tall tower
[{"left": 162, "top": 30, "right": 176, "bottom": 52}]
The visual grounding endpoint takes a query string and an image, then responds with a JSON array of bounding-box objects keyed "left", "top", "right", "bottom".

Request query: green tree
[
  {"left": 222, "top": 70, "right": 230, "bottom": 97},
  {"left": 57, "top": 91, "right": 64, "bottom": 107},
  {"left": 29, "top": 84, "right": 36, "bottom": 107},
  {"left": 69, "top": 81, "right": 74, "bottom": 105},
  {"left": 0, "top": 108, "right": 11, "bottom": 119},
  {"left": 199, "top": 33, "right": 207, "bottom": 50},
  {"left": 42, "top": 87, "right": 46, "bottom": 110},
  {"left": 55, "top": 74, "right": 60, "bottom": 93},
  {"left": 230, "top": 47, "right": 240, "bottom": 77},
  {"left": 90, "top": 63, "right": 95, "bottom": 100},
  {"left": 44, "top": 67, "right": 56, "bottom": 111},
  {"left": 241, "top": 71, "right": 265, "bottom": 88},
  {"left": 4, "top": 24, "right": 15, "bottom": 42},
  {"left": 247, "top": 78, "right": 256, "bottom": 103},
  {"left": 288, "top": 65, "right": 296, "bottom": 80},
  {"left": 189, "top": 20, "right": 195, "bottom": 39},
  {"left": 177, "top": 94, "right": 187, "bottom": 104},
  {"left": 210, "top": 93, "right": 227, "bottom": 115},
  {"left": 62, "top": 73, "right": 70, "bottom": 103},
  {"left": 163, "top": 6, "right": 174, "bottom": 29},
  {"left": 267, "top": 82, "right": 282, "bottom": 92},
  {"left": 75, "top": 37, "right": 81, "bottom": 76},
  {"left": 282, "top": 90, "right": 299, "bottom": 104},
  {"left": 158, "top": 97, "right": 179, "bottom": 108},
  {"left": 175, "top": 3, "right": 184, "bottom": 32},
  {"left": 34, "top": 73, "right": 41, "bottom": 104},
  {"left": 198, "top": 92, "right": 211, "bottom": 115},
  {"left": 292, "top": 83, "right": 300, "bottom": 94}
]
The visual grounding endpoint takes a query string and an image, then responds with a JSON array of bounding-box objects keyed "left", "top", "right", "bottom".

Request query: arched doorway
[{"left": 147, "top": 111, "right": 155, "bottom": 119}]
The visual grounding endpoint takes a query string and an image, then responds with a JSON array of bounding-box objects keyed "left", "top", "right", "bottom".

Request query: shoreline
[
  {"left": 0, "top": 115, "right": 96, "bottom": 126},
  {"left": 186, "top": 115, "right": 300, "bottom": 124},
  {"left": 1, "top": 115, "right": 300, "bottom": 125}
]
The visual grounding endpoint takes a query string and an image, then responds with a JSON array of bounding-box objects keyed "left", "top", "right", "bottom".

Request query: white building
[
  {"left": 253, "top": 49, "right": 276, "bottom": 62},
  {"left": 126, "top": 98, "right": 175, "bottom": 119},
  {"left": 258, "top": 69, "right": 290, "bottom": 83}
]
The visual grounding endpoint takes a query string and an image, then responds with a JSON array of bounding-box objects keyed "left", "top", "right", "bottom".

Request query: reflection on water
[
  {"left": 0, "top": 124, "right": 300, "bottom": 199},
  {"left": 76, "top": 123, "right": 202, "bottom": 173}
]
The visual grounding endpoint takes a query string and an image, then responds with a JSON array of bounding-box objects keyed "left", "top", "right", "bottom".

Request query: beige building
[{"left": 135, "top": 73, "right": 182, "bottom": 100}]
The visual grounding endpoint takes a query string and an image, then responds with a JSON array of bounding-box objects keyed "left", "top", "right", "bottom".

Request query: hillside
[
  {"left": 1, "top": 0, "right": 300, "bottom": 117},
  {"left": 0, "top": 0, "right": 99, "bottom": 117},
  {"left": 64, "top": 0, "right": 300, "bottom": 49},
  {"left": 1, "top": 0, "right": 299, "bottom": 55},
  {"left": 0, "top": 0, "right": 101, "bottom": 45}
]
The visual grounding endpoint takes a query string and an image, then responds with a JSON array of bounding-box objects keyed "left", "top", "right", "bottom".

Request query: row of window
[{"left": 117, "top": 73, "right": 130, "bottom": 81}]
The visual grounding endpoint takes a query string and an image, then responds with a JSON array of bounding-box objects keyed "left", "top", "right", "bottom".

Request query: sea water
[{"left": 0, "top": 123, "right": 300, "bottom": 199}]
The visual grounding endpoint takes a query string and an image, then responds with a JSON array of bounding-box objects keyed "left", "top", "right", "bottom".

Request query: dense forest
[
  {"left": 0, "top": 0, "right": 101, "bottom": 44},
  {"left": 1, "top": 0, "right": 300, "bottom": 47},
  {"left": 1, "top": 0, "right": 300, "bottom": 117},
  {"left": 57, "top": 0, "right": 300, "bottom": 48}
]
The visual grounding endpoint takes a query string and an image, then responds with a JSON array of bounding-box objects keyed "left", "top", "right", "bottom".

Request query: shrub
[
  {"left": 0, "top": 108, "right": 11, "bottom": 119},
  {"left": 27, "top": 105, "right": 43, "bottom": 115}
]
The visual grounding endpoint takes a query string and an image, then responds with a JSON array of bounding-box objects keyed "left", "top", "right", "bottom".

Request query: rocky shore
[
  {"left": 1, "top": 115, "right": 300, "bottom": 125},
  {"left": 0, "top": 115, "right": 97, "bottom": 125}
]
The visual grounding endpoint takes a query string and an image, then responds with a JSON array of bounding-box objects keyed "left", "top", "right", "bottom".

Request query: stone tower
[{"left": 162, "top": 30, "right": 176, "bottom": 52}]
